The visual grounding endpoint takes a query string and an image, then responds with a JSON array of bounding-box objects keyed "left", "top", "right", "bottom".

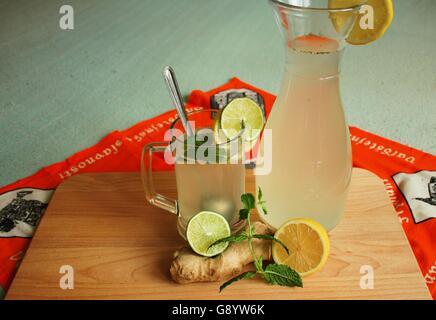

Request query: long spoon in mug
[{"left": 163, "top": 66, "right": 194, "bottom": 137}]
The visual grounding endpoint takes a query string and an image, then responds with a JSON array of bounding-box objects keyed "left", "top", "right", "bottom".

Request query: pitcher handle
[{"left": 141, "top": 141, "right": 178, "bottom": 215}]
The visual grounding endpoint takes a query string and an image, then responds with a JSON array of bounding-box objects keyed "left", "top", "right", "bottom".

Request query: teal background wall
[{"left": 0, "top": 0, "right": 435, "bottom": 187}]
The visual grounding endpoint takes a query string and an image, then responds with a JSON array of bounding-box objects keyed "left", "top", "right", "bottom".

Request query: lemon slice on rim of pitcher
[
  {"left": 220, "top": 98, "right": 264, "bottom": 141},
  {"left": 329, "top": 0, "right": 394, "bottom": 45},
  {"left": 272, "top": 218, "right": 330, "bottom": 277}
]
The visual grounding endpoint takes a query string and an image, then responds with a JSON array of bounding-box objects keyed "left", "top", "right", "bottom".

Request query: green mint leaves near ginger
[
  {"left": 239, "top": 193, "right": 255, "bottom": 220},
  {"left": 257, "top": 186, "right": 268, "bottom": 215},
  {"left": 210, "top": 233, "right": 248, "bottom": 247},
  {"left": 219, "top": 271, "right": 256, "bottom": 292},
  {"left": 262, "top": 264, "right": 302, "bottom": 287},
  {"left": 211, "top": 187, "right": 303, "bottom": 292},
  {"left": 252, "top": 234, "right": 289, "bottom": 254}
]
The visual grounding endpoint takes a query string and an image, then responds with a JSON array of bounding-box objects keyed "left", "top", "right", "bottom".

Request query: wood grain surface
[{"left": 6, "top": 169, "right": 430, "bottom": 299}]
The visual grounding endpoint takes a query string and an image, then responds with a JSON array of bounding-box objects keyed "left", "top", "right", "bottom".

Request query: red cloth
[{"left": 0, "top": 78, "right": 435, "bottom": 298}]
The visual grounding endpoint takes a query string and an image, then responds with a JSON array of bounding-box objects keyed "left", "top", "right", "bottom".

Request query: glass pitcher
[
  {"left": 256, "top": 0, "right": 361, "bottom": 231},
  {"left": 141, "top": 109, "right": 246, "bottom": 239}
]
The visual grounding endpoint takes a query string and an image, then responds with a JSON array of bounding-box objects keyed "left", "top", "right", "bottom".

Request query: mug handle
[{"left": 141, "top": 141, "right": 178, "bottom": 215}]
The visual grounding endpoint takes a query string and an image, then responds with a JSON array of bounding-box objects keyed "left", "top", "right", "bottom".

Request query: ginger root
[{"left": 170, "top": 221, "right": 273, "bottom": 284}]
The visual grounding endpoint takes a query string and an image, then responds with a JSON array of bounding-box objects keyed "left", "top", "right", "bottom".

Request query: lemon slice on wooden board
[
  {"left": 272, "top": 218, "right": 330, "bottom": 277},
  {"left": 220, "top": 98, "right": 265, "bottom": 141},
  {"left": 186, "top": 211, "right": 231, "bottom": 257},
  {"left": 329, "top": 0, "right": 394, "bottom": 45}
]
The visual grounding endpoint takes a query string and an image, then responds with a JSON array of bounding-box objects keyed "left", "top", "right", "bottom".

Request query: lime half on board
[{"left": 186, "top": 211, "right": 231, "bottom": 257}]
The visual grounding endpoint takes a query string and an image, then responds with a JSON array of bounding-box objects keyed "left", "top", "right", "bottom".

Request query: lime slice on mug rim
[{"left": 220, "top": 98, "right": 265, "bottom": 141}]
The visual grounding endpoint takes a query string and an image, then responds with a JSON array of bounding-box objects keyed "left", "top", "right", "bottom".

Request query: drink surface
[{"left": 256, "top": 36, "right": 352, "bottom": 231}]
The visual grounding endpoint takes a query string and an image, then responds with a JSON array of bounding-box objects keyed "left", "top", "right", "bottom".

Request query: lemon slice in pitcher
[
  {"left": 186, "top": 211, "right": 231, "bottom": 257},
  {"left": 220, "top": 98, "right": 264, "bottom": 141},
  {"left": 329, "top": 0, "right": 394, "bottom": 45},
  {"left": 272, "top": 218, "right": 330, "bottom": 277}
]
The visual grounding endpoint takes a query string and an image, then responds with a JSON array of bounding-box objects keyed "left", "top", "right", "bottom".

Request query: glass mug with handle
[{"left": 141, "top": 109, "right": 246, "bottom": 239}]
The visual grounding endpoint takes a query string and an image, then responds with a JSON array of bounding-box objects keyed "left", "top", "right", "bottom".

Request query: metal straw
[{"left": 162, "top": 66, "right": 194, "bottom": 137}]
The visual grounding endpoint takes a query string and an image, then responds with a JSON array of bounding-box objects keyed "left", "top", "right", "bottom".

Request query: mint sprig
[
  {"left": 239, "top": 193, "right": 255, "bottom": 219},
  {"left": 219, "top": 271, "right": 256, "bottom": 292},
  {"left": 212, "top": 187, "right": 303, "bottom": 291},
  {"left": 262, "top": 264, "right": 303, "bottom": 287},
  {"left": 252, "top": 234, "right": 289, "bottom": 254},
  {"left": 257, "top": 186, "right": 268, "bottom": 215},
  {"left": 208, "top": 233, "right": 248, "bottom": 249}
]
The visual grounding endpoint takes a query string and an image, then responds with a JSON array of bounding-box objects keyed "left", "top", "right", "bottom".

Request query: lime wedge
[
  {"left": 186, "top": 211, "right": 231, "bottom": 257},
  {"left": 220, "top": 98, "right": 264, "bottom": 141}
]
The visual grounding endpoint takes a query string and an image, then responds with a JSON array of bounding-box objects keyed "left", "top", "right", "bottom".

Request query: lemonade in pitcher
[
  {"left": 256, "top": 37, "right": 352, "bottom": 231},
  {"left": 255, "top": 1, "right": 359, "bottom": 231}
]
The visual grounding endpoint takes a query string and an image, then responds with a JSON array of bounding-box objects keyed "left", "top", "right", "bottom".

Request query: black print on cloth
[
  {"left": 393, "top": 171, "right": 436, "bottom": 224},
  {"left": 0, "top": 188, "right": 53, "bottom": 237}
]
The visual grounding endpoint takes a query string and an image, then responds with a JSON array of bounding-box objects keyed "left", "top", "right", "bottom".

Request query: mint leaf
[
  {"left": 257, "top": 186, "right": 268, "bottom": 215},
  {"left": 259, "top": 201, "right": 268, "bottom": 215},
  {"left": 262, "top": 264, "right": 302, "bottom": 288},
  {"left": 258, "top": 186, "right": 264, "bottom": 202},
  {"left": 255, "top": 255, "right": 264, "bottom": 272},
  {"left": 241, "top": 193, "right": 255, "bottom": 210},
  {"left": 216, "top": 189, "right": 304, "bottom": 293},
  {"left": 239, "top": 208, "right": 249, "bottom": 220},
  {"left": 252, "top": 234, "right": 289, "bottom": 254},
  {"left": 219, "top": 271, "right": 257, "bottom": 292},
  {"left": 208, "top": 233, "right": 248, "bottom": 249}
]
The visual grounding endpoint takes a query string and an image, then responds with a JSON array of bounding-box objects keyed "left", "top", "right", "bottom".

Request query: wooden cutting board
[{"left": 6, "top": 169, "right": 430, "bottom": 300}]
